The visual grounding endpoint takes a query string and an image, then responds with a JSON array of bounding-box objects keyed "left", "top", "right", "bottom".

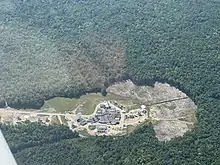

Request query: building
[
  {"left": 141, "top": 105, "right": 146, "bottom": 109},
  {"left": 96, "top": 108, "right": 102, "bottom": 115},
  {"left": 76, "top": 112, "right": 82, "bottom": 121},
  {"left": 99, "top": 115, "right": 109, "bottom": 124},
  {"left": 92, "top": 101, "right": 122, "bottom": 125},
  {"left": 96, "top": 125, "right": 107, "bottom": 133},
  {"left": 114, "top": 118, "right": 120, "bottom": 124},
  {"left": 79, "top": 119, "right": 87, "bottom": 126}
]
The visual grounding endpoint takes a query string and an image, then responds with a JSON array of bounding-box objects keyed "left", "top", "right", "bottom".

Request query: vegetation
[
  {"left": 0, "top": 0, "right": 126, "bottom": 109},
  {"left": 0, "top": 0, "right": 220, "bottom": 164},
  {"left": 42, "top": 97, "right": 79, "bottom": 113},
  {"left": 88, "top": 125, "right": 96, "bottom": 130},
  {"left": 6, "top": 123, "right": 159, "bottom": 165},
  {"left": 101, "top": 87, "right": 108, "bottom": 96},
  {"left": 0, "top": 123, "right": 79, "bottom": 153},
  {"left": 43, "top": 93, "right": 136, "bottom": 114}
]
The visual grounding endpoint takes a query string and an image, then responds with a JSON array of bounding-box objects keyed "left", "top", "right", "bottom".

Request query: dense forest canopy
[
  {"left": 0, "top": 122, "right": 79, "bottom": 153},
  {"left": 0, "top": 0, "right": 219, "bottom": 108},
  {"left": 0, "top": 0, "right": 220, "bottom": 164}
]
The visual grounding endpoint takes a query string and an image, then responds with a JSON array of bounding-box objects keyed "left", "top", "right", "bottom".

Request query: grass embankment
[{"left": 42, "top": 97, "right": 79, "bottom": 113}]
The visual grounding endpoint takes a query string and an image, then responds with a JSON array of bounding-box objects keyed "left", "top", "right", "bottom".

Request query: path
[
  {"left": 147, "top": 97, "right": 188, "bottom": 106},
  {"left": 57, "top": 115, "right": 62, "bottom": 125}
]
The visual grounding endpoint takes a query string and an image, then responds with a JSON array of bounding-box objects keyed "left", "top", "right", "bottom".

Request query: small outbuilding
[
  {"left": 96, "top": 125, "right": 107, "bottom": 133},
  {"left": 141, "top": 105, "right": 146, "bottom": 109}
]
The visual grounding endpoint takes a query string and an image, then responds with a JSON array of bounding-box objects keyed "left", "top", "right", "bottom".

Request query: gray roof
[
  {"left": 110, "top": 121, "right": 117, "bottom": 125},
  {"left": 96, "top": 125, "right": 107, "bottom": 130},
  {"left": 99, "top": 115, "right": 109, "bottom": 124},
  {"left": 76, "top": 112, "right": 82, "bottom": 120},
  {"left": 115, "top": 118, "right": 120, "bottom": 122},
  {"left": 80, "top": 119, "right": 87, "bottom": 125}
]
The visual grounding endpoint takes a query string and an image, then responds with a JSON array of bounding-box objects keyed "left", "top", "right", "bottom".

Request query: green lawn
[
  {"left": 42, "top": 97, "right": 80, "bottom": 113},
  {"left": 41, "top": 93, "right": 137, "bottom": 115}
]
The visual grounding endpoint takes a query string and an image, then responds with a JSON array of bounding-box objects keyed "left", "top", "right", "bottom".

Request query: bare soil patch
[{"left": 107, "top": 80, "right": 197, "bottom": 141}]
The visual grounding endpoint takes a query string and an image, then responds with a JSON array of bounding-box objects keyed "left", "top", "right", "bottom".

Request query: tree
[{"left": 101, "top": 87, "right": 107, "bottom": 97}]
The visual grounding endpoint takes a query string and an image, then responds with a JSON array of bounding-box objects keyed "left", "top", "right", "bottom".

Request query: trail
[
  {"left": 146, "top": 97, "right": 188, "bottom": 106},
  {"left": 57, "top": 115, "right": 62, "bottom": 125},
  {"left": 153, "top": 117, "right": 193, "bottom": 124}
]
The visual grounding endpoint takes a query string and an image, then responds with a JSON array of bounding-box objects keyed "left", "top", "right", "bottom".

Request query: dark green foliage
[
  {"left": 0, "top": 0, "right": 220, "bottom": 164},
  {"left": 101, "top": 87, "right": 107, "bottom": 97},
  {"left": 0, "top": 123, "right": 79, "bottom": 153},
  {"left": 9, "top": 124, "right": 158, "bottom": 165},
  {"left": 0, "top": 0, "right": 126, "bottom": 109}
]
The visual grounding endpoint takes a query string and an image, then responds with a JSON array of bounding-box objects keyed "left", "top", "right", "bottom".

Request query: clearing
[
  {"left": 0, "top": 80, "right": 197, "bottom": 141},
  {"left": 107, "top": 80, "right": 197, "bottom": 141},
  {"left": 42, "top": 93, "right": 138, "bottom": 115},
  {"left": 42, "top": 80, "right": 196, "bottom": 140}
]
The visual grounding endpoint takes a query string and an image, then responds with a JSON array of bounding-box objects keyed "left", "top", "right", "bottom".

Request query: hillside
[
  {"left": 1, "top": 0, "right": 219, "bottom": 108},
  {"left": 0, "top": 0, "right": 127, "bottom": 108},
  {"left": 0, "top": 0, "right": 220, "bottom": 164}
]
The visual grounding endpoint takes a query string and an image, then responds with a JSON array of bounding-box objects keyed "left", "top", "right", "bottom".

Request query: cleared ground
[
  {"left": 107, "top": 80, "right": 197, "bottom": 141},
  {"left": 41, "top": 80, "right": 197, "bottom": 140},
  {"left": 2, "top": 80, "right": 197, "bottom": 141},
  {"left": 51, "top": 116, "right": 60, "bottom": 125},
  {"left": 150, "top": 98, "right": 197, "bottom": 141}
]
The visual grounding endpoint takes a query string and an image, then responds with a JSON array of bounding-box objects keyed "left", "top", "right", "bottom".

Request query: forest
[
  {"left": 0, "top": 123, "right": 79, "bottom": 153},
  {"left": 0, "top": 0, "right": 220, "bottom": 164}
]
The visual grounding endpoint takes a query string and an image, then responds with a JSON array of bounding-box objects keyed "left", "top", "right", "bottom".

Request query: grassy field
[
  {"left": 41, "top": 93, "right": 139, "bottom": 115},
  {"left": 42, "top": 97, "right": 79, "bottom": 113}
]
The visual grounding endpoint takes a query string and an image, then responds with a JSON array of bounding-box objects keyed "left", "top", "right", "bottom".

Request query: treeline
[
  {"left": 0, "top": 122, "right": 79, "bottom": 153},
  {"left": 6, "top": 120, "right": 220, "bottom": 165},
  {"left": 10, "top": 124, "right": 158, "bottom": 165}
]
